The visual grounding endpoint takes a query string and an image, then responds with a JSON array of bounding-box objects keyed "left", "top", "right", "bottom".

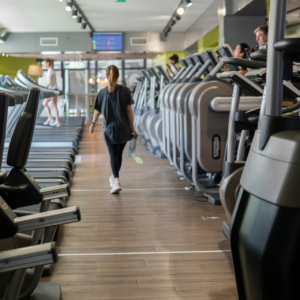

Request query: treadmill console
[
  {"left": 192, "top": 53, "right": 210, "bottom": 76},
  {"left": 142, "top": 70, "right": 151, "bottom": 82},
  {"left": 179, "top": 59, "right": 188, "bottom": 68},
  {"left": 201, "top": 49, "right": 219, "bottom": 72},
  {"left": 148, "top": 68, "right": 161, "bottom": 82},
  {"left": 155, "top": 66, "right": 170, "bottom": 83},
  {"left": 216, "top": 44, "right": 240, "bottom": 71},
  {"left": 185, "top": 56, "right": 195, "bottom": 66}
]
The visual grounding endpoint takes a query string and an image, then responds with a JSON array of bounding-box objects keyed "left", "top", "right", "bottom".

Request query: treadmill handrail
[{"left": 210, "top": 58, "right": 266, "bottom": 77}]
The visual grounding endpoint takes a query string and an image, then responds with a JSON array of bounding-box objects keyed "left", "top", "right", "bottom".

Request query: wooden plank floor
[{"left": 42, "top": 125, "right": 238, "bottom": 299}]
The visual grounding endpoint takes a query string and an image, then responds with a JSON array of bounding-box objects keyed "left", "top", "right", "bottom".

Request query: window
[
  {"left": 124, "top": 59, "right": 144, "bottom": 69},
  {"left": 124, "top": 69, "right": 143, "bottom": 88},
  {"left": 97, "top": 60, "right": 122, "bottom": 69},
  {"left": 64, "top": 61, "right": 88, "bottom": 69}
]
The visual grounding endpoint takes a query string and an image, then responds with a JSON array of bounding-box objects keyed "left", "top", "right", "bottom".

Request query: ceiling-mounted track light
[
  {"left": 77, "top": 16, "right": 82, "bottom": 23},
  {"left": 169, "top": 19, "right": 176, "bottom": 26},
  {"left": 81, "top": 22, "right": 87, "bottom": 29},
  {"left": 72, "top": 7, "right": 78, "bottom": 18},
  {"left": 185, "top": 0, "right": 193, "bottom": 7},
  {"left": 177, "top": 5, "right": 185, "bottom": 15},
  {"left": 166, "top": 26, "right": 172, "bottom": 33},
  {"left": 175, "top": 13, "right": 181, "bottom": 21},
  {"left": 59, "top": 0, "right": 64, "bottom": 2},
  {"left": 65, "top": 0, "right": 72, "bottom": 11}
]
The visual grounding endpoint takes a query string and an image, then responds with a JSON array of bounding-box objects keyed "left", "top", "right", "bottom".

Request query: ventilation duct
[
  {"left": 130, "top": 37, "right": 148, "bottom": 46},
  {"left": 40, "top": 38, "right": 58, "bottom": 47}
]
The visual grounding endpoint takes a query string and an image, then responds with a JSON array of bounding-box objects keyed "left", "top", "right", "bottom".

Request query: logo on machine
[
  {"left": 2, "top": 203, "right": 8, "bottom": 210},
  {"left": 212, "top": 135, "right": 221, "bottom": 160}
]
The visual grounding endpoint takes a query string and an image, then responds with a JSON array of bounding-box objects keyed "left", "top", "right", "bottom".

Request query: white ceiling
[{"left": 0, "top": 0, "right": 214, "bottom": 33}]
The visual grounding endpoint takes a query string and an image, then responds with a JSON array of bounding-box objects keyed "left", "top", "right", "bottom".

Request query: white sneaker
[
  {"left": 44, "top": 118, "right": 54, "bottom": 125},
  {"left": 110, "top": 182, "right": 122, "bottom": 194},
  {"left": 50, "top": 121, "right": 60, "bottom": 127},
  {"left": 109, "top": 175, "right": 114, "bottom": 187}
]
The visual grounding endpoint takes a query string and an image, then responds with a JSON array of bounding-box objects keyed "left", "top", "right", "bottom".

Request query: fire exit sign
[{"left": 116, "top": 0, "right": 126, "bottom": 2}]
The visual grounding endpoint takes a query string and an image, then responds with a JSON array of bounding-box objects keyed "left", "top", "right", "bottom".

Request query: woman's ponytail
[
  {"left": 44, "top": 58, "right": 54, "bottom": 68},
  {"left": 106, "top": 65, "right": 119, "bottom": 92}
]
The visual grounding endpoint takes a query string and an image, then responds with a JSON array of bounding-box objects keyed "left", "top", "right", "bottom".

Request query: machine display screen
[{"left": 92, "top": 33, "right": 123, "bottom": 51}]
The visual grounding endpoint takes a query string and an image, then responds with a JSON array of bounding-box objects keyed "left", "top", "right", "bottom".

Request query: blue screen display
[{"left": 92, "top": 33, "right": 123, "bottom": 51}]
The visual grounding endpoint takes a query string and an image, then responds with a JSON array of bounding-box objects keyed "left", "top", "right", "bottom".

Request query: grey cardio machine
[{"left": 230, "top": 1, "right": 300, "bottom": 298}]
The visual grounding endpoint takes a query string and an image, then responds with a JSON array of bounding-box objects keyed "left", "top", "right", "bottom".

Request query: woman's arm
[
  {"left": 127, "top": 105, "right": 138, "bottom": 138},
  {"left": 89, "top": 110, "right": 101, "bottom": 133}
]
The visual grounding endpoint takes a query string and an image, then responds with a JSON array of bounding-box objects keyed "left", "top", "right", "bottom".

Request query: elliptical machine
[{"left": 230, "top": 0, "right": 300, "bottom": 299}]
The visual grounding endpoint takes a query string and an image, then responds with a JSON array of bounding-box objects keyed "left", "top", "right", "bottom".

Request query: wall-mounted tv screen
[{"left": 92, "top": 33, "right": 123, "bottom": 51}]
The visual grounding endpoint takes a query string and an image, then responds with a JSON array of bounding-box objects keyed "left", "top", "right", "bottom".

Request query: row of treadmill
[
  {"left": 0, "top": 70, "right": 83, "bottom": 300},
  {"left": 133, "top": 43, "right": 300, "bottom": 239}
]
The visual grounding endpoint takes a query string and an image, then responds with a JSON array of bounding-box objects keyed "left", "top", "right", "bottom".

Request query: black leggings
[{"left": 106, "top": 143, "right": 127, "bottom": 178}]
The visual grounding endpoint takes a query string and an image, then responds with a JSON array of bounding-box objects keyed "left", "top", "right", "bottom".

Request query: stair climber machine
[
  {"left": 134, "top": 70, "right": 151, "bottom": 144},
  {"left": 228, "top": 1, "right": 300, "bottom": 298},
  {"left": 143, "top": 68, "right": 162, "bottom": 153},
  {"left": 161, "top": 56, "right": 195, "bottom": 166},
  {"left": 218, "top": 44, "right": 300, "bottom": 238},
  {"left": 187, "top": 48, "right": 265, "bottom": 205},
  {"left": 156, "top": 60, "right": 188, "bottom": 160},
  {"left": 152, "top": 66, "right": 170, "bottom": 158},
  {"left": 176, "top": 51, "right": 218, "bottom": 189}
]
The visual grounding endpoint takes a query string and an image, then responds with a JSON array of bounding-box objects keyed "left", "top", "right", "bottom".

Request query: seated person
[
  {"left": 254, "top": 25, "right": 268, "bottom": 47},
  {"left": 233, "top": 43, "right": 251, "bottom": 75}
]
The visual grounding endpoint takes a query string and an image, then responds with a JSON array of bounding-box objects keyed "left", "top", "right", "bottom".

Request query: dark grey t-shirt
[{"left": 94, "top": 85, "right": 134, "bottom": 144}]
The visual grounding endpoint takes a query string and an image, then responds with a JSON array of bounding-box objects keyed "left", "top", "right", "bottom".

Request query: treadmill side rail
[
  {"left": 15, "top": 206, "right": 81, "bottom": 232},
  {"left": 40, "top": 183, "right": 70, "bottom": 200},
  {"left": 0, "top": 242, "right": 57, "bottom": 273}
]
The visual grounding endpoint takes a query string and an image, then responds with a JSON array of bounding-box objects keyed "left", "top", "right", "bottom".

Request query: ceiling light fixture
[
  {"left": 81, "top": 22, "right": 87, "bottom": 29},
  {"left": 185, "top": 0, "right": 193, "bottom": 7},
  {"left": 169, "top": 19, "right": 176, "bottom": 26},
  {"left": 77, "top": 16, "right": 82, "bottom": 23},
  {"left": 175, "top": 13, "right": 181, "bottom": 21},
  {"left": 65, "top": 0, "right": 72, "bottom": 12},
  {"left": 58, "top": 0, "right": 64, "bottom": 2},
  {"left": 177, "top": 6, "right": 185, "bottom": 15},
  {"left": 72, "top": 7, "right": 78, "bottom": 18}
]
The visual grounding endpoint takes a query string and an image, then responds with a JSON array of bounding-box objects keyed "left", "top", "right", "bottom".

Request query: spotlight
[
  {"left": 96, "top": 78, "right": 101, "bottom": 83},
  {"left": 175, "top": 13, "right": 181, "bottom": 21},
  {"left": 169, "top": 19, "right": 176, "bottom": 26},
  {"left": 72, "top": 7, "right": 78, "bottom": 18},
  {"left": 185, "top": 0, "right": 193, "bottom": 7},
  {"left": 65, "top": 0, "right": 72, "bottom": 11},
  {"left": 81, "top": 22, "right": 87, "bottom": 29},
  {"left": 58, "top": 0, "right": 64, "bottom": 2},
  {"left": 166, "top": 26, "right": 172, "bottom": 33},
  {"left": 177, "top": 6, "right": 185, "bottom": 15},
  {"left": 89, "top": 78, "right": 95, "bottom": 85},
  {"left": 77, "top": 16, "right": 82, "bottom": 23}
]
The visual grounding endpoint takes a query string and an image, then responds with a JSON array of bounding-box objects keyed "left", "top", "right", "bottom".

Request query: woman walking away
[
  {"left": 43, "top": 59, "right": 60, "bottom": 127},
  {"left": 90, "top": 65, "right": 138, "bottom": 194}
]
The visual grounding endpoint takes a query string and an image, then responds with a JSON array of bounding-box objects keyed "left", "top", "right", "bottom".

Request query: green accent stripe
[{"left": 134, "top": 157, "right": 143, "bottom": 164}]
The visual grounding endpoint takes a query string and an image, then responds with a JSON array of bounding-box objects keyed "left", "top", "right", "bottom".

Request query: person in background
[
  {"left": 233, "top": 43, "right": 251, "bottom": 75},
  {"left": 43, "top": 59, "right": 60, "bottom": 127},
  {"left": 254, "top": 25, "right": 268, "bottom": 47},
  {"left": 168, "top": 54, "right": 180, "bottom": 77},
  {"left": 90, "top": 65, "right": 138, "bottom": 194}
]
